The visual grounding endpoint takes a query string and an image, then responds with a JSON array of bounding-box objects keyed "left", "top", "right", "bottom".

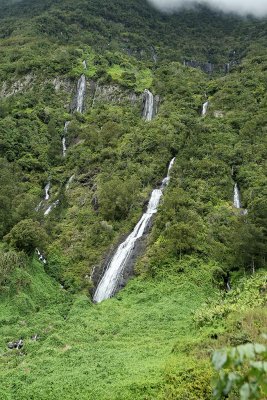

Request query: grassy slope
[{"left": 0, "top": 260, "right": 217, "bottom": 400}]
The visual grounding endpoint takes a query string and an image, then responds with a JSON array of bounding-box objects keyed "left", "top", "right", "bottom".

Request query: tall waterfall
[
  {"left": 233, "top": 183, "right": 241, "bottom": 209},
  {"left": 93, "top": 157, "right": 176, "bottom": 304},
  {"left": 62, "top": 121, "right": 70, "bottom": 157},
  {"left": 143, "top": 89, "right": 154, "bottom": 121},
  {"left": 201, "top": 101, "right": 209, "bottom": 116},
  {"left": 76, "top": 74, "right": 86, "bottom": 113}
]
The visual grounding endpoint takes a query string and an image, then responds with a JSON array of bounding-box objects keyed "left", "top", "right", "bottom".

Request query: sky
[{"left": 147, "top": 0, "right": 267, "bottom": 17}]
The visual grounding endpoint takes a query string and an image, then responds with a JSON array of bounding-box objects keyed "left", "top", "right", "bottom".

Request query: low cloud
[{"left": 147, "top": 0, "right": 267, "bottom": 17}]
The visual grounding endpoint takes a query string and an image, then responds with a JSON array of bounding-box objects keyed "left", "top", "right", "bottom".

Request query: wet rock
[{"left": 7, "top": 339, "right": 23, "bottom": 350}]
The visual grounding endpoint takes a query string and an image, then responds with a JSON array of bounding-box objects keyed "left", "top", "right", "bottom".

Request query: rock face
[
  {"left": 51, "top": 77, "right": 73, "bottom": 93},
  {"left": 7, "top": 339, "right": 23, "bottom": 350},
  {"left": 214, "top": 110, "right": 224, "bottom": 118},
  {"left": 90, "top": 83, "right": 141, "bottom": 106},
  {"left": 184, "top": 60, "right": 237, "bottom": 74},
  {"left": 0, "top": 74, "right": 34, "bottom": 98}
]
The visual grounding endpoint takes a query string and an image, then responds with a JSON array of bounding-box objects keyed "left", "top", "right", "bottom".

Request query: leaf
[
  {"left": 238, "top": 344, "right": 255, "bottom": 361},
  {"left": 254, "top": 343, "right": 266, "bottom": 354},
  {"left": 240, "top": 383, "right": 250, "bottom": 400},
  {"left": 212, "top": 350, "right": 228, "bottom": 370},
  {"left": 250, "top": 361, "right": 266, "bottom": 372}
]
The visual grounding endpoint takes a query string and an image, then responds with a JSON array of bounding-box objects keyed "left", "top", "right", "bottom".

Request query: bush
[
  {"left": 212, "top": 340, "right": 267, "bottom": 400},
  {"left": 5, "top": 219, "right": 48, "bottom": 254}
]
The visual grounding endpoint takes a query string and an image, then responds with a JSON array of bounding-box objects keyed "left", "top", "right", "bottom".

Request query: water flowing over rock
[
  {"left": 76, "top": 74, "right": 86, "bottom": 113},
  {"left": 35, "top": 201, "right": 43, "bottom": 212},
  {"left": 66, "top": 174, "right": 75, "bottom": 190},
  {"left": 233, "top": 183, "right": 248, "bottom": 215},
  {"left": 93, "top": 157, "right": 175, "bottom": 303},
  {"left": 233, "top": 183, "right": 241, "bottom": 209},
  {"left": 201, "top": 101, "right": 209, "bottom": 116},
  {"left": 225, "top": 63, "right": 230, "bottom": 74},
  {"left": 143, "top": 89, "right": 155, "bottom": 121},
  {"left": 62, "top": 137, "right": 67, "bottom": 157},
  {"left": 62, "top": 121, "right": 70, "bottom": 157},
  {"left": 82, "top": 60, "right": 87, "bottom": 70},
  {"left": 44, "top": 200, "right": 59, "bottom": 216},
  {"left": 36, "top": 248, "right": 47, "bottom": 264},
  {"left": 44, "top": 182, "right": 50, "bottom": 200}
]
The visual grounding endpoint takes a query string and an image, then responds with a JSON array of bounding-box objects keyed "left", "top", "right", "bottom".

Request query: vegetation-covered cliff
[{"left": 0, "top": 0, "right": 266, "bottom": 398}]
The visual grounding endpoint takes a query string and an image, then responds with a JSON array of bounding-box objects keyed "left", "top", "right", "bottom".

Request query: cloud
[{"left": 147, "top": 0, "right": 267, "bottom": 17}]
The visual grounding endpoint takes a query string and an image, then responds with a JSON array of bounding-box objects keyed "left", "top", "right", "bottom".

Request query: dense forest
[{"left": 0, "top": 0, "right": 266, "bottom": 399}]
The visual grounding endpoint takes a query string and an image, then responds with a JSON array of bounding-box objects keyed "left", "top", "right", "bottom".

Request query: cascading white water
[
  {"left": 76, "top": 74, "right": 86, "bottom": 113},
  {"left": 233, "top": 183, "right": 241, "bottom": 209},
  {"left": 44, "top": 200, "right": 59, "bottom": 216},
  {"left": 93, "top": 157, "right": 176, "bottom": 303},
  {"left": 143, "top": 89, "right": 154, "bottom": 121},
  {"left": 62, "top": 121, "right": 70, "bottom": 157},
  {"left": 82, "top": 60, "right": 87, "bottom": 70},
  {"left": 35, "top": 182, "right": 50, "bottom": 211},
  {"left": 36, "top": 248, "right": 47, "bottom": 264},
  {"left": 44, "top": 182, "right": 50, "bottom": 200},
  {"left": 66, "top": 174, "right": 75, "bottom": 190},
  {"left": 202, "top": 101, "right": 209, "bottom": 116},
  {"left": 62, "top": 137, "right": 67, "bottom": 157}
]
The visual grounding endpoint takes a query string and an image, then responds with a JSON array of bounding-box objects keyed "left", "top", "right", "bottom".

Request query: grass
[{"left": 0, "top": 260, "right": 217, "bottom": 400}]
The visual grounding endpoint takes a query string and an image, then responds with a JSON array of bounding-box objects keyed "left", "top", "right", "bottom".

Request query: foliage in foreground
[{"left": 213, "top": 340, "right": 267, "bottom": 400}]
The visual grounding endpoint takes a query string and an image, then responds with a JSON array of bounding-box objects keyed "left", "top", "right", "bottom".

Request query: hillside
[{"left": 0, "top": 0, "right": 266, "bottom": 399}]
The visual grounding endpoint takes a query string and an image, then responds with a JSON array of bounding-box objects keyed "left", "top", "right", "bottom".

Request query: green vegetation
[
  {"left": 213, "top": 340, "right": 267, "bottom": 400},
  {"left": 0, "top": 0, "right": 266, "bottom": 398}
]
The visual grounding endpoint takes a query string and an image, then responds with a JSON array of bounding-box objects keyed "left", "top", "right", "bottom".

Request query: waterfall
[
  {"left": 35, "top": 182, "right": 50, "bottom": 211},
  {"left": 201, "top": 101, "right": 209, "bottom": 116},
  {"left": 62, "top": 137, "right": 67, "bottom": 157},
  {"left": 143, "top": 89, "right": 154, "bottom": 121},
  {"left": 44, "top": 182, "right": 50, "bottom": 201},
  {"left": 44, "top": 200, "right": 59, "bottom": 216},
  {"left": 35, "top": 201, "right": 43, "bottom": 212},
  {"left": 93, "top": 157, "right": 175, "bottom": 304},
  {"left": 76, "top": 74, "right": 86, "bottom": 113},
  {"left": 66, "top": 174, "right": 75, "bottom": 190},
  {"left": 82, "top": 60, "right": 87, "bottom": 70},
  {"left": 62, "top": 121, "right": 70, "bottom": 157},
  {"left": 36, "top": 248, "right": 47, "bottom": 264},
  {"left": 233, "top": 183, "right": 241, "bottom": 209}
]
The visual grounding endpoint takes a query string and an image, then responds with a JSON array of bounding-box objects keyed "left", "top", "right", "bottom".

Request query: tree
[{"left": 4, "top": 219, "right": 48, "bottom": 254}]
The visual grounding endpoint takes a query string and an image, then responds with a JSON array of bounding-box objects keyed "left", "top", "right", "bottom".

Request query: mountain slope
[{"left": 0, "top": 0, "right": 266, "bottom": 398}]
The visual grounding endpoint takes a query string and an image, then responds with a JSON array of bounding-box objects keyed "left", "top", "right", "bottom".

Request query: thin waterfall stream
[
  {"left": 35, "top": 61, "right": 86, "bottom": 215},
  {"left": 76, "top": 74, "right": 86, "bottom": 113},
  {"left": 93, "top": 157, "right": 175, "bottom": 303},
  {"left": 233, "top": 183, "right": 241, "bottom": 209},
  {"left": 143, "top": 89, "right": 155, "bottom": 121},
  {"left": 233, "top": 183, "right": 248, "bottom": 215},
  {"left": 62, "top": 121, "right": 70, "bottom": 157},
  {"left": 201, "top": 101, "right": 209, "bottom": 116}
]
